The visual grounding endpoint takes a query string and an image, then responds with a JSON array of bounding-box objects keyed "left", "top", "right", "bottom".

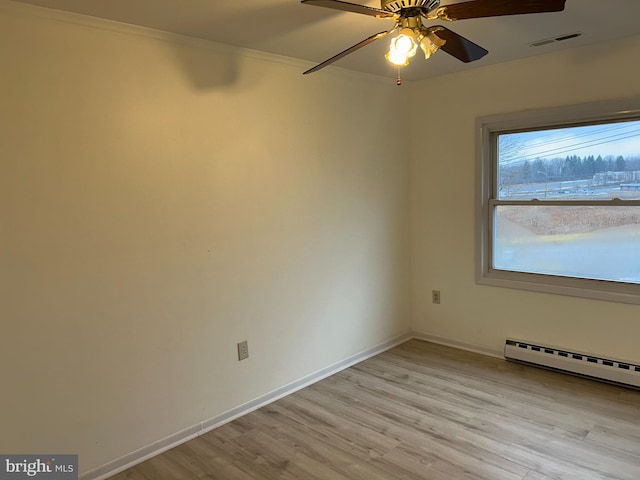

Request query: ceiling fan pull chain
[{"left": 396, "top": 67, "right": 402, "bottom": 86}]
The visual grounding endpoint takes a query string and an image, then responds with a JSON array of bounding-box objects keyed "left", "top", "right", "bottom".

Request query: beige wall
[
  {"left": 0, "top": 5, "right": 411, "bottom": 473},
  {"left": 410, "top": 34, "right": 640, "bottom": 363}
]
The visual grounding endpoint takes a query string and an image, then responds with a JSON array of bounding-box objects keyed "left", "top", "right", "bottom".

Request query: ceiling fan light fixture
[
  {"left": 385, "top": 48, "right": 410, "bottom": 66},
  {"left": 394, "top": 28, "right": 419, "bottom": 56},
  {"left": 386, "top": 28, "right": 418, "bottom": 66},
  {"left": 418, "top": 28, "right": 446, "bottom": 59}
]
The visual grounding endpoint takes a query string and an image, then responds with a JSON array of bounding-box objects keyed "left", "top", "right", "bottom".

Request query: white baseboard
[
  {"left": 82, "top": 331, "right": 504, "bottom": 479},
  {"left": 82, "top": 331, "right": 414, "bottom": 480},
  {"left": 412, "top": 332, "right": 504, "bottom": 359}
]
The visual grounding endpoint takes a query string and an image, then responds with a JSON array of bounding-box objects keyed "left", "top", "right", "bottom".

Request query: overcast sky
[{"left": 499, "top": 119, "right": 640, "bottom": 164}]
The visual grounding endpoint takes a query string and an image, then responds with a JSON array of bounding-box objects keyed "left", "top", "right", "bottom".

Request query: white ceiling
[{"left": 10, "top": 0, "right": 640, "bottom": 81}]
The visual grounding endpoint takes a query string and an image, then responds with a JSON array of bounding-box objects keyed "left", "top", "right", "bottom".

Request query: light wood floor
[{"left": 110, "top": 340, "right": 640, "bottom": 480}]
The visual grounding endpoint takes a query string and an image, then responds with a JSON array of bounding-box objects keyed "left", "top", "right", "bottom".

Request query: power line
[
  {"left": 524, "top": 130, "right": 640, "bottom": 158},
  {"left": 502, "top": 131, "right": 640, "bottom": 164},
  {"left": 509, "top": 123, "right": 640, "bottom": 152}
]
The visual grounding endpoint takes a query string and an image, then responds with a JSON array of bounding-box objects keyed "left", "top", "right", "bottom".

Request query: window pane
[
  {"left": 493, "top": 205, "right": 640, "bottom": 284},
  {"left": 497, "top": 120, "right": 640, "bottom": 201}
]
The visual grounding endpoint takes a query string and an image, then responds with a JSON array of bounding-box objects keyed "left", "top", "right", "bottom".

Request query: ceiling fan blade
[
  {"left": 432, "top": 26, "right": 488, "bottom": 63},
  {"left": 436, "top": 0, "right": 566, "bottom": 21},
  {"left": 301, "top": 0, "right": 394, "bottom": 19},
  {"left": 303, "top": 31, "right": 390, "bottom": 74}
]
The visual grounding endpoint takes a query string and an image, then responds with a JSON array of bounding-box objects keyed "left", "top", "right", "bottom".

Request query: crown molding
[{"left": 1, "top": 0, "right": 398, "bottom": 85}]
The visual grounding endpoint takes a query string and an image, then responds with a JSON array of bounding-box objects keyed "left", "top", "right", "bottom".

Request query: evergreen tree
[
  {"left": 574, "top": 156, "right": 584, "bottom": 178},
  {"left": 564, "top": 155, "right": 584, "bottom": 179},
  {"left": 521, "top": 160, "right": 532, "bottom": 182},
  {"left": 584, "top": 156, "right": 596, "bottom": 177}
]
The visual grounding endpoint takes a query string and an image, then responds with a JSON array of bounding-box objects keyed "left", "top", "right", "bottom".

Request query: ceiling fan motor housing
[{"left": 381, "top": 0, "right": 440, "bottom": 13}]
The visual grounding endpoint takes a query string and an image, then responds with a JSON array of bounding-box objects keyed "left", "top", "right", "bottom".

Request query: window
[{"left": 477, "top": 99, "right": 640, "bottom": 304}]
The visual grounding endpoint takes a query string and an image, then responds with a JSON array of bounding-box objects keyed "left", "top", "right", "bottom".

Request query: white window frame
[{"left": 476, "top": 98, "right": 640, "bottom": 305}]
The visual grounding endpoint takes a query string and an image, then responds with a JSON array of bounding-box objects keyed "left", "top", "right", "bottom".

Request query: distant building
[{"left": 594, "top": 170, "right": 640, "bottom": 184}]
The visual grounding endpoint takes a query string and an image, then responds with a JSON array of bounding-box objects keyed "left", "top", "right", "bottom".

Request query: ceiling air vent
[{"left": 530, "top": 32, "right": 582, "bottom": 48}]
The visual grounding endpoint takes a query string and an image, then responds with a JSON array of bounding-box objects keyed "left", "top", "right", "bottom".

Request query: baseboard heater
[{"left": 504, "top": 339, "right": 640, "bottom": 389}]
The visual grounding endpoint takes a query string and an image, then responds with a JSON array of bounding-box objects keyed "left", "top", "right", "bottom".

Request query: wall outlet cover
[{"left": 237, "top": 341, "right": 249, "bottom": 361}]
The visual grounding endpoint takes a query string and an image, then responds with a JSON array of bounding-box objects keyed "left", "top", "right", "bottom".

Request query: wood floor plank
[
  {"left": 585, "top": 423, "right": 640, "bottom": 456},
  {"left": 111, "top": 469, "right": 151, "bottom": 480},
  {"left": 303, "top": 376, "right": 531, "bottom": 478},
  {"left": 522, "top": 471, "right": 555, "bottom": 480},
  {"left": 109, "top": 340, "right": 640, "bottom": 480}
]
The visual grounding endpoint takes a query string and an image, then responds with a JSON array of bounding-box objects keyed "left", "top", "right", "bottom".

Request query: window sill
[{"left": 477, "top": 269, "right": 640, "bottom": 305}]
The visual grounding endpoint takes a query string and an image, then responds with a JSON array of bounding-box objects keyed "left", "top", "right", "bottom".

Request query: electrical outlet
[
  {"left": 432, "top": 290, "right": 441, "bottom": 304},
  {"left": 237, "top": 340, "right": 249, "bottom": 361}
]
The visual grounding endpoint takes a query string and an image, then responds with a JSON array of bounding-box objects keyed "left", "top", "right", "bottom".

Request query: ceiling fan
[{"left": 301, "top": 0, "right": 567, "bottom": 75}]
